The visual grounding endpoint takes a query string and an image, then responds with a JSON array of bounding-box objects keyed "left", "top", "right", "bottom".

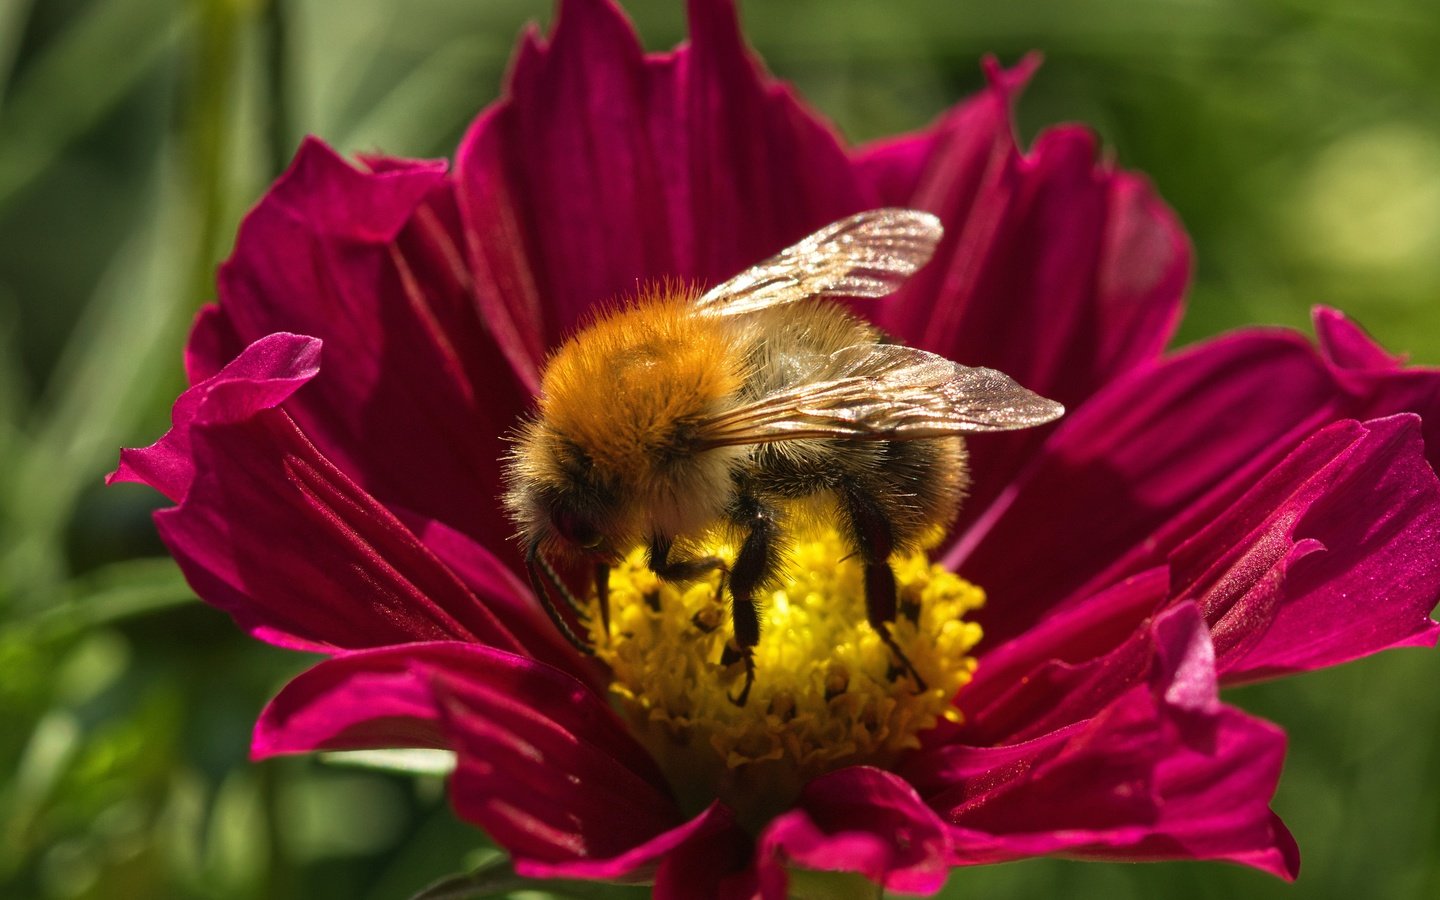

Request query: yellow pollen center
[{"left": 587, "top": 527, "right": 984, "bottom": 826}]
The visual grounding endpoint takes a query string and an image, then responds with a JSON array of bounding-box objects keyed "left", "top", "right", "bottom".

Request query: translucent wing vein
[
  {"left": 695, "top": 345, "right": 1064, "bottom": 448},
  {"left": 693, "top": 209, "right": 943, "bottom": 318}
]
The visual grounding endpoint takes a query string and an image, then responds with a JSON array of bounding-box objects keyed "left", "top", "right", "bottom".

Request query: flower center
[{"left": 587, "top": 527, "right": 983, "bottom": 827}]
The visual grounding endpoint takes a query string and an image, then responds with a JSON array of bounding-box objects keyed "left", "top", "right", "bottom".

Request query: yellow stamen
[{"left": 587, "top": 527, "right": 983, "bottom": 827}]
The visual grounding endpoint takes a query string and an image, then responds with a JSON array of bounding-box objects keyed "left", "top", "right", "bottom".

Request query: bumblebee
[{"left": 504, "top": 210, "right": 1063, "bottom": 704}]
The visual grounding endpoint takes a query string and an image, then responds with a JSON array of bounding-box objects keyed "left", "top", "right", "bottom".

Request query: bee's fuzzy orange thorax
[{"left": 539, "top": 290, "right": 742, "bottom": 486}]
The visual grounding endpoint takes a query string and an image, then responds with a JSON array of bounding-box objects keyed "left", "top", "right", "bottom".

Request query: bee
[{"left": 503, "top": 209, "right": 1063, "bottom": 705}]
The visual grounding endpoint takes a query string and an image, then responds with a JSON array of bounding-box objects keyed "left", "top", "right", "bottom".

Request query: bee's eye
[{"left": 552, "top": 510, "right": 603, "bottom": 550}]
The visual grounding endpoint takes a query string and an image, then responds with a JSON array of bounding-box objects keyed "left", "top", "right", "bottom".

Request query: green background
[{"left": 2, "top": 0, "right": 1438, "bottom": 897}]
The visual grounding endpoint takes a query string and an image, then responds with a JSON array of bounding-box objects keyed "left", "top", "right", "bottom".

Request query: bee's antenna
[
  {"left": 536, "top": 550, "right": 588, "bottom": 617},
  {"left": 525, "top": 543, "right": 594, "bottom": 655}
]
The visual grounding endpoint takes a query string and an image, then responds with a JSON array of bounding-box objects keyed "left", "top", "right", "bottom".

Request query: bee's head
[
  {"left": 503, "top": 297, "right": 744, "bottom": 561},
  {"left": 503, "top": 422, "right": 628, "bottom": 563}
]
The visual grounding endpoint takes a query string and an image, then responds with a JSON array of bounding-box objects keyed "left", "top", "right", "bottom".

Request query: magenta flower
[{"left": 111, "top": 0, "right": 1440, "bottom": 896}]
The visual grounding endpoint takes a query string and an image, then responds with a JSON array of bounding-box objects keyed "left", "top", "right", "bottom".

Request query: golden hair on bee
[
  {"left": 539, "top": 282, "right": 744, "bottom": 485},
  {"left": 504, "top": 281, "right": 749, "bottom": 562}
]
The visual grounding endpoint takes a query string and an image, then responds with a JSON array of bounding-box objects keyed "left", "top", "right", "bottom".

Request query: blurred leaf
[
  {"left": 0, "top": 289, "right": 25, "bottom": 465},
  {"left": 0, "top": 0, "right": 35, "bottom": 114},
  {"left": 158, "top": 769, "right": 208, "bottom": 887},
  {"left": 335, "top": 36, "right": 505, "bottom": 156},
  {"left": 0, "top": 710, "right": 81, "bottom": 876},
  {"left": 0, "top": 0, "right": 192, "bottom": 209},
  {"left": 38, "top": 834, "right": 103, "bottom": 897},
  {"left": 408, "top": 855, "right": 523, "bottom": 900},
  {"left": 1, "top": 150, "right": 201, "bottom": 603},
  {"left": 279, "top": 770, "right": 410, "bottom": 862},
  {"left": 0, "top": 623, "right": 49, "bottom": 716},
  {"left": 53, "top": 629, "right": 132, "bottom": 706},
  {"left": 23, "top": 558, "right": 194, "bottom": 637},
  {"left": 361, "top": 805, "right": 497, "bottom": 900},
  {"left": 205, "top": 770, "right": 269, "bottom": 897}
]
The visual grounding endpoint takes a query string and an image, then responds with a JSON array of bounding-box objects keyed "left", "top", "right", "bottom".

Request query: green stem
[
  {"left": 261, "top": 0, "right": 293, "bottom": 176},
  {"left": 186, "top": 0, "right": 242, "bottom": 296}
]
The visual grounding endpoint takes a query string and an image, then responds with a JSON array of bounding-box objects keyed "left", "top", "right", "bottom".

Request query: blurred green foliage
[{"left": 1, "top": 0, "right": 1438, "bottom": 898}]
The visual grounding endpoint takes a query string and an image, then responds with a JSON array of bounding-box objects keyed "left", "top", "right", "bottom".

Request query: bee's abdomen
[{"left": 748, "top": 435, "right": 966, "bottom": 547}]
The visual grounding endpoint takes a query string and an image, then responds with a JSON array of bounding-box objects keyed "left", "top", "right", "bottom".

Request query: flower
[{"left": 110, "top": 0, "right": 1440, "bottom": 896}]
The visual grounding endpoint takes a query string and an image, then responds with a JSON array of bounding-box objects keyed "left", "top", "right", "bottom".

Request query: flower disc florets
[{"left": 590, "top": 527, "right": 983, "bottom": 825}]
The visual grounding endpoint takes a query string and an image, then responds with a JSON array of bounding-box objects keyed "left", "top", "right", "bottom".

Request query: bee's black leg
[
  {"left": 840, "top": 489, "right": 927, "bottom": 692},
  {"left": 721, "top": 493, "right": 780, "bottom": 707},
  {"left": 647, "top": 535, "right": 728, "bottom": 583},
  {"left": 594, "top": 561, "right": 611, "bottom": 638}
]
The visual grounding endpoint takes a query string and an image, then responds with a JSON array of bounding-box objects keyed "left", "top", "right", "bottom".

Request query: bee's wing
[
  {"left": 694, "top": 344, "right": 1064, "bottom": 448},
  {"left": 692, "top": 209, "right": 943, "bottom": 318}
]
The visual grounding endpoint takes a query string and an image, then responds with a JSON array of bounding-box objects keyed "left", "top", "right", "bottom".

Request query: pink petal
[
  {"left": 431, "top": 654, "right": 695, "bottom": 876},
  {"left": 953, "top": 570, "right": 1229, "bottom": 746},
  {"left": 1314, "top": 306, "right": 1406, "bottom": 370},
  {"left": 680, "top": 0, "right": 862, "bottom": 280},
  {"left": 135, "top": 335, "right": 535, "bottom": 654},
  {"left": 454, "top": 0, "right": 863, "bottom": 384},
  {"left": 951, "top": 319, "right": 1440, "bottom": 647},
  {"left": 951, "top": 330, "right": 1340, "bottom": 645},
  {"left": 959, "top": 416, "right": 1440, "bottom": 735},
  {"left": 853, "top": 55, "right": 1038, "bottom": 210},
  {"left": 653, "top": 816, "right": 757, "bottom": 900},
  {"left": 184, "top": 302, "right": 244, "bottom": 385},
  {"left": 955, "top": 569, "right": 1172, "bottom": 744},
  {"left": 516, "top": 803, "right": 736, "bottom": 885},
  {"left": 254, "top": 641, "right": 467, "bottom": 756},
  {"left": 109, "top": 331, "right": 320, "bottom": 502},
  {"left": 256, "top": 640, "right": 702, "bottom": 881},
  {"left": 755, "top": 767, "right": 953, "bottom": 897},
  {"left": 258, "top": 137, "right": 446, "bottom": 239},
  {"left": 213, "top": 137, "right": 529, "bottom": 556},
  {"left": 858, "top": 59, "right": 1189, "bottom": 525},
  {"left": 908, "top": 605, "right": 1298, "bottom": 879},
  {"left": 1313, "top": 306, "right": 1440, "bottom": 467},
  {"left": 1171, "top": 414, "right": 1440, "bottom": 681},
  {"left": 403, "top": 513, "right": 597, "bottom": 684},
  {"left": 870, "top": 124, "right": 1186, "bottom": 410}
]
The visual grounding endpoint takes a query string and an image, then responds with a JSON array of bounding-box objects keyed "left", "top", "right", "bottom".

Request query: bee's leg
[
  {"left": 648, "top": 536, "right": 731, "bottom": 638},
  {"left": 839, "top": 489, "right": 927, "bottom": 692},
  {"left": 647, "top": 535, "right": 729, "bottom": 584},
  {"left": 720, "top": 493, "right": 779, "bottom": 707},
  {"left": 525, "top": 543, "right": 594, "bottom": 656},
  {"left": 594, "top": 561, "right": 611, "bottom": 639}
]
